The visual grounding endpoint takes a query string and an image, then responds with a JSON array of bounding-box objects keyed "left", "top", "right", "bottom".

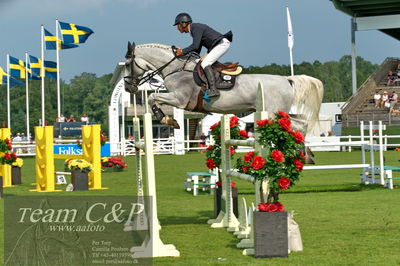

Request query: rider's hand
[{"left": 175, "top": 47, "right": 183, "bottom": 56}]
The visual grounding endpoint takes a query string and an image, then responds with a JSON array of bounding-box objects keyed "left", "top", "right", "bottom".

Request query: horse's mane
[{"left": 136, "top": 43, "right": 171, "bottom": 50}]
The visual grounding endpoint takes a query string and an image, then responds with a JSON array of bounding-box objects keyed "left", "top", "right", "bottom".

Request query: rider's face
[{"left": 177, "top": 23, "right": 189, "bottom": 33}]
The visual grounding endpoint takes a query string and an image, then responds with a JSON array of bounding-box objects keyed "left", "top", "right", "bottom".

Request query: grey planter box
[
  {"left": 214, "top": 186, "right": 238, "bottom": 218},
  {"left": 254, "top": 211, "right": 288, "bottom": 258},
  {"left": 11, "top": 167, "right": 21, "bottom": 185},
  {"left": 71, "top": 170, "right": 89, "bottom": 191}
]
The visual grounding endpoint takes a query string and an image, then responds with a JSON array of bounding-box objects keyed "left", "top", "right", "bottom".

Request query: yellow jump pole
[
  {"left": 32, "top": 126, "right": 61, "bottom": 192},
  {"left": 0, "top": 128, "right": 12, "bottom": 188},
  {"left": 82, "top": 124, "right": 106, "bottom": 190}
]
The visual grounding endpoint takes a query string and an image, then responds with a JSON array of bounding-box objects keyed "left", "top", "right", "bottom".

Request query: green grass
[{"left": 1, "top": 151, "right": 400, "bottom": 265}]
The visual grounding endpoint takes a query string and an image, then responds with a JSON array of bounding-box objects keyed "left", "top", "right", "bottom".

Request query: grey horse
[{"left": 124, "top": 42, "right": 324, "bottom": 135}]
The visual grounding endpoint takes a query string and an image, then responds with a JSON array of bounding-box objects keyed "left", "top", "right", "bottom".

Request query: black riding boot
[{"left": 204, "top": 66, "right": 220, "bottom": 97}]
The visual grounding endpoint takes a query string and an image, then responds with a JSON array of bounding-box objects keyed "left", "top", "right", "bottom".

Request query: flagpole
[
  {"left": 41, "top": 25, "right": 45, "bottom": 127},
  {"left": 286, "top": 6, "right": 294, "bottom": 76},
  {"left": 6, "top": 54, "right": 11, "bottom": 129},
  {"left": 56, "top": 19, "right": 61, "bottom": 119},
  {"left": 25, "top": 52, "right": 30, "bottom": 139}
]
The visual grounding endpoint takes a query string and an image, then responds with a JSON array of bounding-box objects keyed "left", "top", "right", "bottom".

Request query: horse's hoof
[{"left": 168, "top": 119, "right": 180, "bottom": 129}]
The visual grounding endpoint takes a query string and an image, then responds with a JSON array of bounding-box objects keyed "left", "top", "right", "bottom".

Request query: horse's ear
[{"left": 126, "top": 42, "right": 132, "bottom": 59}]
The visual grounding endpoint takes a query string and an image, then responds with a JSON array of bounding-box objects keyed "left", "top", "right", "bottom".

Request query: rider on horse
[{"left": 173, "top": 12, "right": 233, "bottom": 98}]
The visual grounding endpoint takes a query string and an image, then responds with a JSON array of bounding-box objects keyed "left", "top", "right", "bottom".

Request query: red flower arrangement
[
  {"left": 236, "top": 111, "right": 305, "bottom": 210},
  {"left": 0, "top": 138, "right": 17, "bottom": 165},
  {"left": 101, "top": 156, "right": 128, "bottom": 169},
  {"left": 205, "top": 116, "right": 247, "bottom": 170}
]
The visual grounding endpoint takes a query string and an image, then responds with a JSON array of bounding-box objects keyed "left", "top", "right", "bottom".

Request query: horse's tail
[{"left": 287, "top": 75, "right": 324, "bottom": 135}]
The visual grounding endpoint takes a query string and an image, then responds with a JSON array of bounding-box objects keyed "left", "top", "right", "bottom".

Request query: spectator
[
  {"left": 381, "top": 91, "right": 390, "bottom": 108},
  {"left": 392, "top": 108, "right": 400, "bottom": 116},
  {"left": 373, "top": 90, "right": 381, "bottom": 108},
  {"left": 328, "top": 131, "right": 335, "bottom": 136},
  {"left": 57, "top": 114, "right": 66, "bottom": 122},
  {"left": 389, "top": 90, "right": 398, "bottom": 111},
  {"left": 247, "top": 128, "right": 254, "bottom": 138},
  {"left": 81, "top": 113, "right": 89, "bottom": 124},
  {"left": 199, "top": 132, "right": 208, "bottom": 153},
  {"left": 67, "top": 115, "right": 76, "bottom": 122},
  {"left": 387, "top": 71, "right": 396, "bottom": 86},
  {"left": 13, "top": 133, "right": 22, "bottom": 142}
]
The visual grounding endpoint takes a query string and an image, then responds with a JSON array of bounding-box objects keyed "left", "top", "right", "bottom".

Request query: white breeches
[{"left": 201, "top": 38, "right": 231, "bottom": 69}]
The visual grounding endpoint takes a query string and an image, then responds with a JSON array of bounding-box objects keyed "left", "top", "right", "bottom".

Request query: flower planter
[
  {"left": 214, "top": 186, "right": 238, "bottom": 218},
  {"left": 71, "top": 170, "right": 89, "bottom": 191},
  {"left": 254, "top": 211, "right": 288, "bottom": 258},
  {"left": 11, "top": 167, "right": 21, "bottom": 185}
]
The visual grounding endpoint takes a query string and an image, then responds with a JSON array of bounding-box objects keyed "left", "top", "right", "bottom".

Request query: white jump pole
[
  {"left": 129, "top": 87, "right": 180, "bottom": 258},
  {"left": 369, "top": 121, "right": 375, "bottom": 181},
  {"left": 378, "top": 121, "right": 384, "bottom": 185}
]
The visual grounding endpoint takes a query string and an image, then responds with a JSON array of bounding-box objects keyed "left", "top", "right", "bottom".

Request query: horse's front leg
[{"left": 148, "top": 93, "right": 184, "bottom": 129}]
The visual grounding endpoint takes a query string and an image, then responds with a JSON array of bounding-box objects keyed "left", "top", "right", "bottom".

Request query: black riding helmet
[{"left": 173, "top": 13, "right": 192, "bottom": 26}]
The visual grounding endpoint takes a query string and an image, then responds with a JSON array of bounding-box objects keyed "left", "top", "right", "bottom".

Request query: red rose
[
  {"left": 206, "top": 158, "right": 216, "bottom": 169},
  {"left": 5, "top": 139, "right": 10, "bottom": 144},
  {"left": 250, "top": 155, "right": 265, "bottom": 170},
  {"left": 293, "top": 159, "right": 304, "bottom": 171},
  {"left": 242, "top": 165, "right": 248, "bottom": 173},
  {"left": 239, "top": 130, "right": 248, "bottom": 138},
  {"left": 258, "top": 203, "right": 268, "bottom": 212},
  {"left": 298, "top": 151, "right": 305, "bottom": 159},
  {"left": 278, "top": 118, "right": 291, "bottom": 132},
  {"left": 271, "top": 150, "right": 284, "bottom": 162},
  {"left": 243, "top": 152, "right": 254, "bottom": 162},
  {"left": 4, "top": 153, "right": 11, "bottom": 160},
  {"left": 230, "top": 146, "right": 235, "bottom": 156},
  {"left": 11, "top": 152, "right": 17, "bottom": 159},
  {"left": 256, "top": 119, "right": 268, "bottom": 127},
  {"left": 277, "top": 111, "right": 289, "bottom": 119},
  {"left": 230, "top": 116, "right": 239, "bottom": 127},
  {"left": 206, "top": 145, "right": 214, "bottom": 150},
  {"left": 265, "top": 203, "right": 278, "bottom": 212},
  {"left": 274, "top": 202, "right": 285, "bottom": 212},
  {"left": 7, "top": 144, "right": 12, "bottom": 150},
  {"left": 278, "top": 177, "right": 291, "bottom": 190},
  {"left": 231, "top": 181, "right": 236, "bottom": 188},
  {"left": 291, "top": 131, "right": 304, "bottom": 143},
  {"left": 210, "top": 122, "right": 219, "bottom": 130},
  {"left": 216, "top": 181, "right": 222, "bottom": 187}
]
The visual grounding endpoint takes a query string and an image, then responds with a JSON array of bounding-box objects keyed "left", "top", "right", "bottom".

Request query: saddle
[{"left": 193, "top": 60, "right": 243, "bottom": 90}]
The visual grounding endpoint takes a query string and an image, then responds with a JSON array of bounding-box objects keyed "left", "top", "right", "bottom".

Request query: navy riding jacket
[{"left": 182, "top": 23, "right": 232, "bottom": 55}]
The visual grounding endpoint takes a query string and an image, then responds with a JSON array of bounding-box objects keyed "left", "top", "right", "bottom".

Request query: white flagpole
[
  {"left": 56, "top": 19, "right": 61, "bottom": 119},
  {"left": 25, "top": 52, "right": 30, "bottom": 139},
  {"left": 6, "top": 54, "right": 11, "bottom": 129},
  {"left": 41, "top": 25, "right": 45, "bottom": 127},
  {"left": 286, "top": 6, "right": 294, "bottom": 76}
]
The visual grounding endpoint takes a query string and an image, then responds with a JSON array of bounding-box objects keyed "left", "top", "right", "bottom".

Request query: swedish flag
[
  {"left": 9, "top": 56, "right": 27, "bottom": 79},
  {"left": 0, "top": 67, "right": 24, "bottom": 87},
  {"left": 28, "top": 55, "right": 57, "bottom": 79},
  {"left": 44, "top": 28, "right": 78, "bottom": 50},
  {"left": 44, "top": 60, "right": 57, "bottom": 79},
  {"left": 29, "top": 55, "right": 42, "bottom": 79},
  {"left": 59, "top": 21, "right": 94, "bottom": 44}
]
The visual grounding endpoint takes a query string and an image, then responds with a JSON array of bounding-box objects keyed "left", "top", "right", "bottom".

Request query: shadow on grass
[{"left": 160, "top": 211, "right": 213, "bottom": 226}]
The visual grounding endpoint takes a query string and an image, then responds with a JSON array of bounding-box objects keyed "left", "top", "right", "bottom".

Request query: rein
[{"left": 124, "top": 47, "right": 198, "bottom": 88}]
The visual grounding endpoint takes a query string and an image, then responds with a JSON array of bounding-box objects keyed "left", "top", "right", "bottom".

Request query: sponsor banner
[
  {"left": 4, "top": 196, "right": 152, "bottom": 265},
  {"left": 54, "top": 143, "right": 111, "bottom": 157}
]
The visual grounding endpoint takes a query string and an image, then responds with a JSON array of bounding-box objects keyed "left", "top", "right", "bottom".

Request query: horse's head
[{"left": 124, "top": 41, "right": 146, "bottom": 94}]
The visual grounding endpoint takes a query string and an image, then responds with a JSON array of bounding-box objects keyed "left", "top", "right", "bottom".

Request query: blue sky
[{"left": 0, "top": 0, "right": 398, "bottom": 82}]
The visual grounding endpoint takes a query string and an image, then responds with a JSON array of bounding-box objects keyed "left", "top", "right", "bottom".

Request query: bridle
[{"left": 124, "top": 45, "right": 198, "bottom": 91}]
